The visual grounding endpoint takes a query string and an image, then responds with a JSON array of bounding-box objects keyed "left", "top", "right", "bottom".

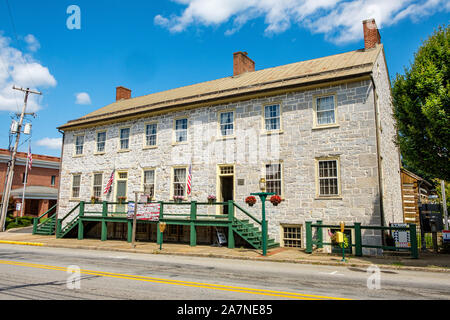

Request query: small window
[
  {"left": 220, "top": 166, "right": 234, "bottom": 175},
  {"left": 175, "top": 119, "right": 188, "bottom": 143},
  {"left": 120, "top": 128, "right": 130, "bottom": 150},
  {"left": 173, "top": 168, "right": 186, "bottom": 197},
  {"left": 118, "top": 172, "right": 128, "bottom": 180},
  {"left": 22, "top": 173, "right": 28, "bottom": 184},
  {"left": 145, "top": 124, "right": 157, "bottom": 147},
  {"left": 93, "top": 173, "right": 103, "bottom": 198},
  {"left": 316, "top": 96, "right": 336, "bottom": 125},
  {"left": 266, "top": 164, "right": 281, "bottom": 196},
  {"left": 318, "top": 160, "right": 339, "bottom": 196},
  {"left": 282, "top": 225, "right": 302, "bottom": 248},
  {"left": 97, "top": 132, "right": 106, "bottom": 153},
  {"left": 219, "top": 112, "right": 234, "bottom": 136},
  {"left": 51, "top": 176, "right": 56, "bottom": 186},
  {"left": 72, "top": 175, "right": 81, "bottom": 198},
  {"left": 143, "top": 170, "right": 155, "bottom": 198},
  {"left": 264, "top": 104, "right": 281, "bottom": 131},
  {"left": 75, "top": 135, "right": 84, "bottom": 155}
]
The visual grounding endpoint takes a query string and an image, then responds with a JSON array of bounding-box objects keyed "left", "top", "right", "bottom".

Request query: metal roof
[
  {"left": 59, "top": 45, "right": 382, "bottom": 130},
  {"left": 11, "top": 186, "right": 58, "bottom": 200}
]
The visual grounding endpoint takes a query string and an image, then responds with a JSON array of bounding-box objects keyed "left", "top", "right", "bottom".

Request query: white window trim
[
  {"left": 280, "top": 224, "right": 302, "bottom": 248},
  {"left": 143, "top": 122, "right": 158, "bottom": 149},
  {"left": 70, "top": 173, "right": 82, "bottom": 201},
  {"left": 141, "top": 167, "right": 157, "bottom": 200},
  {"left": 172, "top": 117, "right": 189, "bottom": 145},
  {"left": 170, "top": 166, "right": 188, "bottom": 199},
  {"left": 217, "top": 110, "right": 236, "bottom": 140},
  {"left": 261, "top": 102, "right": 283, "bottom": 135},
  {"left": 263, "top": 161, "right": 284, "bottom": 198},
  {"left": 314, "top": 157, "right": 342, "bottom": 199},
  {"left": 91, "top": 172, "right": 104, "bottom": 200},
  {"left": 312, "top": 93, "right": 339, "bottom": 129},
  {"left": 73, "top": 134, "right": 85, "bottom": 157},
  {"left": 118, "top": 126, "right": 131, "bottom": 152},
  {"left": 95, "top": 130, "right": 107, "bottom": 155}
]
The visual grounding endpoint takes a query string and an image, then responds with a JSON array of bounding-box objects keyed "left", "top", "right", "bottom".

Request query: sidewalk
[{"left": 1, "top": 229, "right": 449, "bottom": 273}]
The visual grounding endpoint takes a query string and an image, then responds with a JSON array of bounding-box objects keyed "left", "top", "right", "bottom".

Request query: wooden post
[
  {"left": 354, "top": 222, "right": 363, "bottom": 256},
  {"left": 316, "top": 220, "right": 323, "bottom": 249},
  {"left": 228, "top": 200, "right": 235, "bottom": 249},
  {"left": 305, "top": 221, "right": 313, "bottom": 253},
  {"left": 190, "top": 201, "right": 197, "bottom": 247}
]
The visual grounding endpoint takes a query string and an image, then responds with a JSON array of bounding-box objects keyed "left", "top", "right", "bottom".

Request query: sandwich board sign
[
  {"left": 391, "top": 223, "right": 411, "bottom": 248},
  {"left": 216, "top": 229, "right": 227, "bottom": 245}
]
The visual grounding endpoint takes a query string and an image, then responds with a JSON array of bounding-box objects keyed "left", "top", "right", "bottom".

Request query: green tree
[{"left": 392, "top": 25, "right": 449, "bottom": 181}]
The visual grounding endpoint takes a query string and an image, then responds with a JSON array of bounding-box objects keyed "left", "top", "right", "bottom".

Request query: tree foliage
[{"left": 392, "top": 25, "right": 449, "bottom": 181}]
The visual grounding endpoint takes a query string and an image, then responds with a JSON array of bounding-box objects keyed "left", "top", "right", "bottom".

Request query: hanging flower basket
[
  {"left": 90, "top": 196, "right": 100, "bottom": 204},
  {"left": 173, "top": 196, "right": 184, "bottom": 203},
  {"left": 118, "top": 197, "right": 127, "bottom": 204},
  {"left": 270, "top": 195, "right": 282, "bottom": 206},
  {"left": 245, "top": 196, "right": 257, "bottom": 207},
  {"left": 207, "top": 195, "right": 216, "bottom": 204}
]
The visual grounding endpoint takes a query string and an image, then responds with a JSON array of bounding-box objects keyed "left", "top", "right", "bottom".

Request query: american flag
[
  {"left": 187, "top": 164, "right": 192, "bottom": 196},
  {"left": 27, "top": 145, "right": 32, "bottom": 171},
  {"left": 104, "top": 170, "right": 114, "bottom": 194}
]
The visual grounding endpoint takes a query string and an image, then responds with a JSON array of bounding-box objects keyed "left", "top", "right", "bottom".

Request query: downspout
[
  {"left": 55, "top": 129, "right": 65, "bottom": 234},
  {"left": 371, "top": 77, "right": 386, "bottom": 230}
]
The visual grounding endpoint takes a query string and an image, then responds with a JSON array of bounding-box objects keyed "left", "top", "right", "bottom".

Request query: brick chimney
[
  {"left": 363, "top": 19, "right": 381, "bottom": 50},
  {"left": 233, "top": 52, "right": 255, "bottom": 76},
  {"left": 116, "top": 86, "right": 131, "bottom": 101}
]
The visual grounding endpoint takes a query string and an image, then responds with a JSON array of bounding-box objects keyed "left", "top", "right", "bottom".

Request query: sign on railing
[{"left": 127, "top": 202, "right": 161, "bottom": 221}]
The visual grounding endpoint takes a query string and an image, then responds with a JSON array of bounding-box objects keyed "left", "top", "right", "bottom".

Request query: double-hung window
[
  {"left": 120, "top": 128, "right": 130, "bottom": 150},
  {"left": 173, "top": 168, "right": 186, "bottom": 197},
  {"left": 75, "top": 135, "right": 84, "bottom": 155},
  {"left": 145, "top": 124, "right": 157, "bottom": 147},
  {"left": 72, "top": 175, "right": 81, "bottom": 198},
  {"left": 316, "top": 96, "right": 336, "bottom": 125},
  {"left": 318, "top": 159, "right": 339, "bottom": 196},
  {"left": 175, "top": 119, "right": 188, "bottom": 143},
  {"left": 266, "top": 164, "right": 282, "bottom": 196},
  {"left": 264, "top": 104, "right": 281, "bottom": 131},
  {"left": 219, "top": 111, "right": 234, "bottom": 136},
  {"left": 93, "top": 173, "right": 103, "bottom": 198},
  {"left": 143, "top": 170, "right": 155, "bottom": 198},
  {"left": 97, "top": 131, "right": 106, "bottom": 153}
]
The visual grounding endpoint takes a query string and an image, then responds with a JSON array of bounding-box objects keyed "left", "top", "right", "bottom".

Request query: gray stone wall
[{"left": 58, "top": 78, "right": 390, "bottom": 249}]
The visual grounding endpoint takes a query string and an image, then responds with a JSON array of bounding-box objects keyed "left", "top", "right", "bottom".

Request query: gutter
[{"left": 55, "top": 129, "right": 65, "bottom": 232}]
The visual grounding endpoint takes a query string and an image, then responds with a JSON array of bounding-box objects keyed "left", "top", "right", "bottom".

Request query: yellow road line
[
  {"left": 0, "top": 241, "right": 44, "bottom": 247},
  {"left": 0, "top": 260, "right": 350, "bottom": 300}
]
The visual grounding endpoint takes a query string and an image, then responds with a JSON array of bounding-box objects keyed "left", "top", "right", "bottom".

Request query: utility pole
[{"left": 0, "top": 86, "right": 41, "bottom": 232}]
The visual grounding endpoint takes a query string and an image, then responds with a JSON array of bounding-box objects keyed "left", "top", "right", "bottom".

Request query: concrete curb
[
  {"left": 40, "top": 242, "right": 450, "bottom": 273},
  {"left": 0, "top": 240, "right": 44, "bottom": 247}
]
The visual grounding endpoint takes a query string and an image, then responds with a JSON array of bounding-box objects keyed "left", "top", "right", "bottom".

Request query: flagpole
[{"left": 20, "top": 140, "right": 31, "bottom": 218}]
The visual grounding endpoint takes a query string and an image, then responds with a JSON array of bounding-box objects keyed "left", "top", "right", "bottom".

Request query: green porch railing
[
  {"left": 32, "top": 204, "right": 58, "bottom": 234},
  {"left": 305, "top": 221, "right": 419, "bottom": 259}
]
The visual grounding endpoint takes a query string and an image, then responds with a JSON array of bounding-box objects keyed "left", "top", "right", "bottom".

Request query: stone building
[{"left": 57, "top": 19, "right": 403, "bottom": 249}]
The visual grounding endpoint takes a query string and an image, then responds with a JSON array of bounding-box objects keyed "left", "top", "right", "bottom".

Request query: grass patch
[{"left": 391, "top": 262, "right": 404, "bottom": 266}]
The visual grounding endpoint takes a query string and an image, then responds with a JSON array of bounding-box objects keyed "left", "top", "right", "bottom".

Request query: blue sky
[{"left": 0, "top": 0, "right": 449, "bottom": 157}]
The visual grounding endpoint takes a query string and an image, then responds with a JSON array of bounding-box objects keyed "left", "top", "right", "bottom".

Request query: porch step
[{"left": 232, "top": 218, "right": 279, "bottom": 250}]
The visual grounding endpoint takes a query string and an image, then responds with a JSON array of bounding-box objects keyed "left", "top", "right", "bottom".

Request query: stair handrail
[
  {"left": 233, "top": 202, "right": 262, "bottom": 226},
  {"left": 59, "top": 202, "right": 81, "bottom": 224},
  {"left": 32, "top": 204, "right": 58, "bottom": 234}
]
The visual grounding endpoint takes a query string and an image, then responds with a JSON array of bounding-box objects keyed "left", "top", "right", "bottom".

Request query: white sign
[
  {"left": 217, "top": 230, "right": 227, "bottom": 245},
  {"left": 15, "top": 203, "right": 21, "bottom": 211},
  {"left": 127, "top": 202, "right": 160, "bottom": 221},
  {"left": 443, "top": 230, "right": 450, "bottom": 243},
  {"left": 391, "top": 223, "right": 411, "bottom": 248}
]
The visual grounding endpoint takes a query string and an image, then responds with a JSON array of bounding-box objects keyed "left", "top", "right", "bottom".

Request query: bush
[{"left": 5, "top": 216, "right": 34, "bottom": 230}]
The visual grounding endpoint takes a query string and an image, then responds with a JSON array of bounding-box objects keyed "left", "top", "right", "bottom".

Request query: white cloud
[
  {"left": 0, "top": 33, "right": 56, "bottom": 112},
  {"left": 75, "top": 92, "right": 91, "bottom": 105},
  {"left": 24, "top": 34, "right": 40, "bottom": 52},
  {"left": 36, "top": 137, "right": 62, "bottom": 150},
  {"left": 154, "top": 0, "right": 449, "bottom": 43}
]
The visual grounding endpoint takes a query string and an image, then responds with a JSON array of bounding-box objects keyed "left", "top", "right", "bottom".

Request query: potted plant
[
  {"left": 207, "top": 195, "right": 216, "bottom": 204},
  {"left": 117, "top": 196, "right": 127, "bottom": 204},
  {"left": 90, "top": 196, "right": 100, "bottom": 204},
  {"left": 270, "top": 195, "right": 282, "bottom": 206},
  {"left": 245, "top": 196, "right": 257, "bottom": 207},
  {"left": 173, "top": 196, "right": 184, "bottom": 203}
]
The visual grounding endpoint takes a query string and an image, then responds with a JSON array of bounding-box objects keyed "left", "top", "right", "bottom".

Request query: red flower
[
  {"left": 245, "top": 196, "right": 257, "bottom": 205},
  {"left": 270, "top": 195, "right": 282, "bottom": 205}
]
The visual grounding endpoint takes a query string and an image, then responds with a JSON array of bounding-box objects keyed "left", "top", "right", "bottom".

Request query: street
[{"left": 0, "top": 244, "right": 448, "bottom": 300}]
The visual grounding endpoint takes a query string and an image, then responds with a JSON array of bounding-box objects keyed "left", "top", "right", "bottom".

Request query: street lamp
[{"left": 251, "top": 178, "right": 274, "bottom": 256}]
